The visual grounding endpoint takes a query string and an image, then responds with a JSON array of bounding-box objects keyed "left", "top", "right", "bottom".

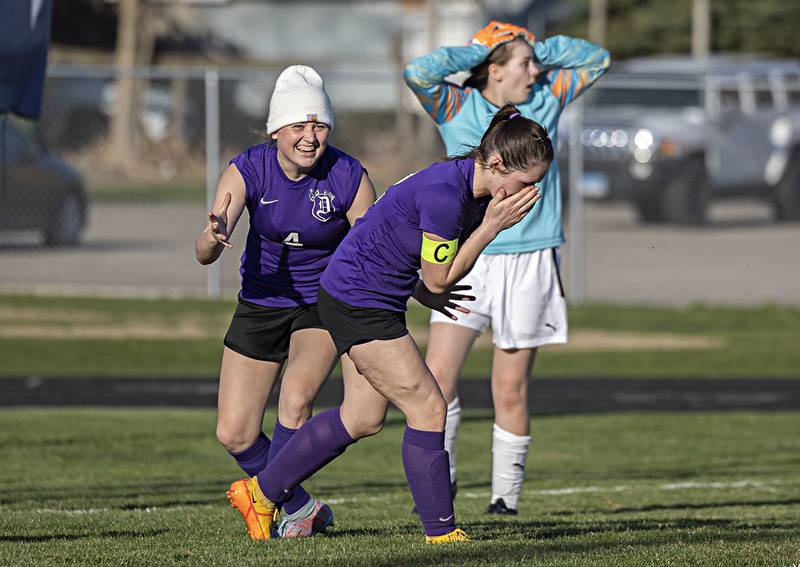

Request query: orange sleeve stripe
[
  {"left": 558, "top": 70, "right": 573, "bottom": 106},
  {"left": 443, "top": 86, "right": 467, "bottom": 122}
]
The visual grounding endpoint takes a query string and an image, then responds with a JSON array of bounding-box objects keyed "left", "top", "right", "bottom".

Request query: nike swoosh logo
[
  {"left": 260, "top": 198, "right": 279, "bottom": 205},
  {"left": 545, "top": 323, "right": 557, "bottom": 332},
  {"left": 438, "top": 514, "right": 454, "bottom": 522}
]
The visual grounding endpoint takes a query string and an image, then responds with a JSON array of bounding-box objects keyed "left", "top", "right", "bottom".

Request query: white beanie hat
[{"left": 266, "top": 65, "right": 334, "bottom": 135}]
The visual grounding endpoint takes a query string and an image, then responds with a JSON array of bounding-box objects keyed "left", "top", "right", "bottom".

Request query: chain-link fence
[
  {"left": 2, "top": 60, "right": 799, "bottom": 305},
  {"left": 0, "top": 63, "right": 441, "bottom": 299}
]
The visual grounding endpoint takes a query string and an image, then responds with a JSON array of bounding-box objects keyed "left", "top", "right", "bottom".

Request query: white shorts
[{"left": 430, "top": 248, "right": 568, "bottom": 350}]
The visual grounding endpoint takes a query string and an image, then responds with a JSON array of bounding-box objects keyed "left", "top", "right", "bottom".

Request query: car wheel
[
  {"left": 44, "top": 190, "right": 84, "bottom": 247},
  {"left": 662, "top": 158, "right": 709, "bottom": 225},
  {"left": 633, "top": 192, "right": 666, "bottom": 223},
  {"left": 635, "top": 158, "right": 709, "bottom": 225},
  {"left": 770, "top": 150, "right": 800, "bottom": 221}
]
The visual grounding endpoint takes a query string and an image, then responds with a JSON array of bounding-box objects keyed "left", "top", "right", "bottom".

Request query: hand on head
[{"left": 470, "top": 21, "right": 536, "bottom": 51}]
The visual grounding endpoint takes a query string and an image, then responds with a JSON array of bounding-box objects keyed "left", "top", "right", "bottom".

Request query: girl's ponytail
[{"left": 462, "top": 103, "right": 553, "bottom": 172}]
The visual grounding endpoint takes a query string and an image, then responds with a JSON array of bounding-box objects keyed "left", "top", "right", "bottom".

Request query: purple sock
[
  {"left": 268, "top": 420, "right": 312, "bottom": 515},
  {"left": 257, "top": 407, "right": 355, "bottom": 503},
  {"left": 402, "top": 426, "right": 455, "bottom": 536},
  {"left": 229, "top": 431, "right": 270, "bottom": 477}
]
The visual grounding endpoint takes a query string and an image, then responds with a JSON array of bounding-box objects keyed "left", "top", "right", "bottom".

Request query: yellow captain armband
[{"left": 421, "top": 234, "right": 459, "bottom": 264}]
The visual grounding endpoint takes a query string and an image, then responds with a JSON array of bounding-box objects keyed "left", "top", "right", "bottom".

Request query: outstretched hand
[
  {"left": 208, "top": 192, "right": 233, "bottom": 249},
  {"left": 415, "top": 283, "right": 475, "bottom": 321}
]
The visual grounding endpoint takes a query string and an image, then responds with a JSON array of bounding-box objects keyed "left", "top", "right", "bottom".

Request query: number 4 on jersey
[{"left": 283, "top": 232, "right": 303, "bottom": 247}]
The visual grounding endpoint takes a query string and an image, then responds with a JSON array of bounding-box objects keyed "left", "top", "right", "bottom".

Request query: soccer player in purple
[
  {"left": 194, "top": 65, "right": 379, "bottom": 540},
  {"left": 231, "top": 103, "right": 554, "bottom": 544}
]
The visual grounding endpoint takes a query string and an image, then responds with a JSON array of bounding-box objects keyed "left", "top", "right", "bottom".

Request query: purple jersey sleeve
[
  {"left": 326, "top": 147, "right": 364, "bottom": 214},
  {"left": 230, "top": 145, "right": 268, "bottom": 203},
  {"left": 417, "top": 183, "right": 466, "bottom": 240}
]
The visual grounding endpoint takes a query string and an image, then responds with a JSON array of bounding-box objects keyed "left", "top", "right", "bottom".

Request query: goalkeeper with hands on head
[{"left": 404, "top": 20, "right": 610, "bottom": 516}]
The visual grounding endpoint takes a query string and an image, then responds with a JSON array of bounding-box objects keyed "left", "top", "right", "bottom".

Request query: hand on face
[{"left": 484, "top": 185, "right": 541, "bottom": 233}]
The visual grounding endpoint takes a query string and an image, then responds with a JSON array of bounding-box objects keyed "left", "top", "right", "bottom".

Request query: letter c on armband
[{"left": 421, "top": 235, "right": 459, "bottom": 264}]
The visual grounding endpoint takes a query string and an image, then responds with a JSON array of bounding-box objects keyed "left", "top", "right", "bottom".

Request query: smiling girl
[{"left": 195, "top": 65, "right": 377, "bottom": 539}]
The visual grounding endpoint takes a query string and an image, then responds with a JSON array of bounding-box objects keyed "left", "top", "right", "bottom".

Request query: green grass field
[
  {"left": 2, "top": 294, "right": 800, "bottom": 378},
  {"left": 1, "top": 409, "right": 798, "bottom": 566}
]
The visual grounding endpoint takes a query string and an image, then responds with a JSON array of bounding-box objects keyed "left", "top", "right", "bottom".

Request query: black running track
[{"left": 2, "top": 377, "right": 800, "bottom": 413}]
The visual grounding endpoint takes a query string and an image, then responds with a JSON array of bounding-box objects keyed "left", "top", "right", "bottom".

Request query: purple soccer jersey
[
  {"left": 231, "top": 143, "right": 363, "bottom": 307},
  {"left": 320, "top": 158, "right": 489, "bottom": 311}
]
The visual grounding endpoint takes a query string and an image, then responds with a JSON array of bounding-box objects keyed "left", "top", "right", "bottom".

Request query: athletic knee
[
  {"left": 341, "top": 407, "right": 386, "bottom": 439},
  {"left": 216, "top": 424, "right": 256, "bottom": 454},
  {"left": 278, "top": 391, "right": 314, "bottom": 429},
  {"left": 407, "top": 394, "right": 446, "bottom": 430},
  {"left": 492, "top": 381, "right": 528, "bottom": 415},
  {"left": 348, "top": 415, "right": 385, "bottom": 439},
  {"left": 430, "top": 395, "right": 447, "bottom": 423}
]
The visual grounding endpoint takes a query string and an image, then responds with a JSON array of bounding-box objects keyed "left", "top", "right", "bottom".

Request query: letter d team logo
[{"left": 309, "top": 187, "right": 336, "bottom": 222}]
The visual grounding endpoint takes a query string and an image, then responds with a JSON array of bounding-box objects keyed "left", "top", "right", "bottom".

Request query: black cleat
[
  {"left": 411, "top": 481, "right": 457, "bottom": 514},
  {"left": 486, "top": 498, "right": 517, "bottom": 515}
]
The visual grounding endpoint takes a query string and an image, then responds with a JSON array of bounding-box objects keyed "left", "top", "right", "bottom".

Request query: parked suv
[{"left": 569, "top": 56, "right": 800, "bottom": 224}]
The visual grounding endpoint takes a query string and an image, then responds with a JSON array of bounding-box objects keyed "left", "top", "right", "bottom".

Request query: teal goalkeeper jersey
[{"left": 404, "top": 35, "right": 610, "bottom": 254}]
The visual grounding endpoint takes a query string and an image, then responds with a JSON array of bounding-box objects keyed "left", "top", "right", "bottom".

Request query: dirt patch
[
  {"left": 3, "top": 312, "right": 724, "bottom": 351},
  {"left": 549, "top": 330, "right": 726, "bottom": 352},
  {"left": 0, "top": 312, "right": 228, "bottom": 340},
  {"left": 0, "top": 306, "right": 111, "bottom": 324},
  {"left": 0, "top": 323, "right": 214, "bottom": 340},
  {"left": 0, "top": 321, "right": 224, "bottom": 340},
  {"left": 408, "top": 327, "right": 726, "bottom": 352}
]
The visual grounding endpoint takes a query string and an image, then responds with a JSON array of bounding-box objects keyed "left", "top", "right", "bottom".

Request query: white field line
[
  {"left": 329, "top": 478, "right": 793, "bottom": 505},
  {"left": 459, "top": 480, "right": 800, "bottom": 498},
  {"left": 10, "top": 479, "right": 794, "bottom": 514},
  {"left": 461, "top": 478, "right": 791, "bottom": 498},
  {"left": 13, "top": 504, "right": 216, "bottom": 516}
]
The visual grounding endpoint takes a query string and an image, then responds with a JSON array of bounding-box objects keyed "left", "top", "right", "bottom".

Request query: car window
[
  {"left": 719, "top": 88, "right": 740, "bottom": 112},
  {"left": 0, "top": 120, "right": 38, "bottom": 163},
  {"left": 753, "top": 85, "right": 774, "bottom": 109},
  {"left": 785, "top": 76, "right": 800, "bottom": 106}
]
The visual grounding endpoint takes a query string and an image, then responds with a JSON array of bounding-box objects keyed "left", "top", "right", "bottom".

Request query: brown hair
[
  {"left": 463, "top": 40, "right": 518, "bottom": 91},
  {"left": 451, "top": 103, "right": 553, "bottom": 173}
]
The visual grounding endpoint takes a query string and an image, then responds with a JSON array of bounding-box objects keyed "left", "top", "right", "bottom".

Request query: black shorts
[
  {"left": 317, "top": 287, "right": 408, "bottom": 357},
  {"left": 223, "top": 296, "right": 325, "bottom": 362}
]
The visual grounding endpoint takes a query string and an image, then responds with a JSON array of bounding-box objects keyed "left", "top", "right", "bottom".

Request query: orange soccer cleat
[{"left": 226, "top": 477, "right": 278, "bottom": 541}]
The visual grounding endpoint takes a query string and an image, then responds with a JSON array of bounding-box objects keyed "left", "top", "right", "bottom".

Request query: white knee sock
[
  {"left": 490, "top": 423, "right": 531, "bottom": 510},
  {"left": 444, "top": 397, "right": 461, "bottom": 484}
]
